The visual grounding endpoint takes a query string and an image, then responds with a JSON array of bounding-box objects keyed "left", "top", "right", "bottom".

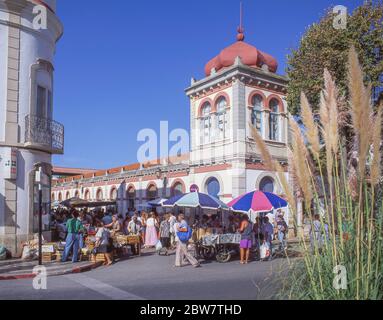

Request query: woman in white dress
[{"left": 144, "top": 212, "right": 159, "bottom": 248}]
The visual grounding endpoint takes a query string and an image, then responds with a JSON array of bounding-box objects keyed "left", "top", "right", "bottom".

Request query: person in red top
[{"left": 238, "top": 215, "right": 253, "bottom": 264}]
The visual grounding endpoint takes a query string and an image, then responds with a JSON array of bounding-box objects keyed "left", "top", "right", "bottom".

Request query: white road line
[{"left": 64, "top": 274, "right": 145, "bottom": 300}]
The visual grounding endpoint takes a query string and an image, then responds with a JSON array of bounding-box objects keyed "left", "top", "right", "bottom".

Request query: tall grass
[{"left": 252, "top": 47, "right": 383, "bottom": 300}]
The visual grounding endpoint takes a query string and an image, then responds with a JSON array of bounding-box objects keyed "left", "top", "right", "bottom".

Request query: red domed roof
[{"left": 205, "top": 34, "right": 278, "bottom": 76}]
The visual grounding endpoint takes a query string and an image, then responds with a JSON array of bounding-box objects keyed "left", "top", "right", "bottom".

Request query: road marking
[{"left": 64, "top": 274, "right": 145, "bottom": 300}]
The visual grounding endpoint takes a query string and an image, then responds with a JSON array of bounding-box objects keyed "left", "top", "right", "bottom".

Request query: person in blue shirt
[{"left": 174, "top": 214, "right": 200, "bottom": 268}]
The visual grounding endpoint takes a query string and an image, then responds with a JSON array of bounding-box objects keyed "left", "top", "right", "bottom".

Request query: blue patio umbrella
[
  {"left": 163, "top": 192, "right": 229, "bottom": 210},
  {"left": 147, "top": 198, "right": 168, "bottom": 207}
]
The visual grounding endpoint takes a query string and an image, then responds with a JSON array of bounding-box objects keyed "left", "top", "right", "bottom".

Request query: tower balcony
[{"left": 24, "top": 115, "right": 64, "bottom": 155}]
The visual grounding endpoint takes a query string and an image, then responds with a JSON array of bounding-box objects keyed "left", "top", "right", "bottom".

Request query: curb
[{"left": 0, "top": 262, "right": 103, "bottom": 281}]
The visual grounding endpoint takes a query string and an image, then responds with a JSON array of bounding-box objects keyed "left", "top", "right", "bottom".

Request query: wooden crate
[
  {"left": 115, "top": 235, "right": 128, "bottom": 245},
  {"left": 42, "top": 253, "right": 54, "bottom": 263},
  {"left": 80, "top": 254, "right": 90, "bottom": 262},
  {"left": 95, "top": 253, "right": 106, "bottom": 262},
  {"left": 127, "top": 235, "right": 140, "bottom": 245}
]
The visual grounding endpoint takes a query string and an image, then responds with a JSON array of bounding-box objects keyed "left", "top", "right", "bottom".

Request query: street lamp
[{"left": 34, "top": 163, "right": 50, "bottom": 266}]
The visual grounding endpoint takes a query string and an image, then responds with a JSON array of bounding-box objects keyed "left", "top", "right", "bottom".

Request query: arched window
[
  {"left": 269, "top": 98, "right": 280, "bottom": 141},
  {"left": 110, "top": 188, "right": 118, "bottom": 201},
  {"left": 74, "top": 190, "right": 80, "bottom": 198},
  {"left": 206, "top": 177, "right": 220, "bottom": 199},
  {"left": 172, "top": 182, "right": 184, "bottom": 197},
  {"left": 251, "top": 95, "right": 263, "bottom": 134},
  {"left": 216, "top": 97, "right": 228, "bottom": 140},
  {"left": 147, "top": 184, "right": 158, "bottom": 201},
  {"left": 84, "top": 189, "right": 90, "bottom": 200},
  {"left": 200, "top": 102, "right": 212, "bottom": 144},
  {"left": 65, "top": 191, "right": 71, "bottom": 200},
  {"left": 259, "top": 177, "right": 274, "bottom": 193},
  {"left": 96, "top": 189, "right": 103, "bottom": 201},
  {"left": 127, "top": 187, "right": 136, "bottom": 210},
  {"left": 58, "top": 192, "right": 62, "bottom": 202},
  {"left": 51, "top": 193, "right": 55, "bottom": 202}
]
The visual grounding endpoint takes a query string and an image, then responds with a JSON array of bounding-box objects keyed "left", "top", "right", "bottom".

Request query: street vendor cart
[{"left": 196, "top": 233, "right": 241, "bottom": 263}]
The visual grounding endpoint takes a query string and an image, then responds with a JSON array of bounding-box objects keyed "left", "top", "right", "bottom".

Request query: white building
[
  {"left": 52, "top": 28, "right": 290, "bottom": 219},
  {"left": 0, "top": 0, "right": 63, "bottom": 255}
]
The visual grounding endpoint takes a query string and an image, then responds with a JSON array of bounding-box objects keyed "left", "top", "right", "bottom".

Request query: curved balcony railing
[{"left": 25, "top": 115, "right": 64, "bottom": 154}]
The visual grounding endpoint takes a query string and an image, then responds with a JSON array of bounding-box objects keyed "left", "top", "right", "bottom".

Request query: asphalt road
[{"left": 0, "top": 250, "right": 289, "bottom": 300}]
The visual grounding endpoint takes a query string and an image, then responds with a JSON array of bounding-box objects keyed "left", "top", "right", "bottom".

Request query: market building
[
  {"left": 0, "top": 0, "right": 63, "bottom": 255},
  {"left": 52, "top": 26, "right": 291, "bottom": 219}
]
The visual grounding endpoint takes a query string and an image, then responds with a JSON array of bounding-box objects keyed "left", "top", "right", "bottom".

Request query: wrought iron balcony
[{"left": 25, "top": 115, "right": 64, "bottom": 154}]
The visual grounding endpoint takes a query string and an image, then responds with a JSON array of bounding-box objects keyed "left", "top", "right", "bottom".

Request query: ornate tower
[
  {"left": 185, "top": 14, "right": 289, "bottom": 200},
  {"left": 0, "top": 0, "right": 63, "bottom": 255}
]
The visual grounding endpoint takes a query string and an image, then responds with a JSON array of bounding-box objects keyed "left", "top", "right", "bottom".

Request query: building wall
[
  {"left": 0, "top": 21, "right": 7, "bottom": 142},
  {"left": 52, "top": 165, "right": 290, "bottom": 218},
  {"left": 0, "top": 0, "right": 62, "bottom": 255}
]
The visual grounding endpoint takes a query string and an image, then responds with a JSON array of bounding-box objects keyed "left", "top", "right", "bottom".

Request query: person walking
[
  {"left": 168, "top": 212, "right": 177, "bottom": 249},
  {"left": 310, "top": 214, "right": 329, "bottom": 252},
  {"left": 275, "top": 211, "right": 288, "bottom": 252},
  {"left": 253, "top": 217, "right": 262, "bottom": 259},
  {"left": 174, "top": 214, "right": 200, "bottom": 268},
  {"left": 61, "top": 210, "right": 84, "bottom": 263},
  {"left": 261, "top": 216, "right": 274, "bottom": 261},
  {"left": 238, "top": 215, "right": 253, "bottom": 264}
]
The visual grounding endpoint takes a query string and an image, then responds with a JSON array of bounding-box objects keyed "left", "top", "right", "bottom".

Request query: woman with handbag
[{"left": 174, "top": 214, "right": 200, "bottom": 268}]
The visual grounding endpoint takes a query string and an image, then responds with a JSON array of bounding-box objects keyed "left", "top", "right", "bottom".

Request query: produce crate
[
  {"left": 127, "top": 235, "right": 140, "bottom": 245},
  {"left": 42, "top": 252, "right": 54, "bottom": 263},
  {"left": 80, "top": 254, "right": 90, "bottom": 262},
  {"left": 115, "top": 235, "right": 129, "bottom": 245},
  {"left": 95, "top": 253, "right": 106, "bottom": 262}
]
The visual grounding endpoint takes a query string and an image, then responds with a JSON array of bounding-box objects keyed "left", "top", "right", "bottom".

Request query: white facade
[{"left": 0, "top": 0, "right": 63, "bottom": 255}]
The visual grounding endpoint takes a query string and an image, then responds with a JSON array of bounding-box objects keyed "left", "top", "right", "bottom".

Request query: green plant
[{"left": 252, "top": 47, "right": 383, "bottom": 300}]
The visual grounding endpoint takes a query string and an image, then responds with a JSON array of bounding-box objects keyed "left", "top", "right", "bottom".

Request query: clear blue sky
[{"left": 52, "top": 0, "right": 363, "bottom": 169}]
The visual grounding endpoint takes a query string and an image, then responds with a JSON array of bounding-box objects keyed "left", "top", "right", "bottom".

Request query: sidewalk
[{"left": 0, "top": 259, "right": 103, "bottom": 281}]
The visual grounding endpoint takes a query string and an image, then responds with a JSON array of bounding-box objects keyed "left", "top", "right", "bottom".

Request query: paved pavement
[
  {"left": 0, "top": 259, "right": 103, "bottom": 280},
  {"left": 0, "top": 250, "right": 290, "bottom": 300}
]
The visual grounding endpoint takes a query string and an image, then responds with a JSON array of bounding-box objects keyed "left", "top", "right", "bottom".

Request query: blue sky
[{"left": 52, "top": 0, "right": 363, "bottom": 169}]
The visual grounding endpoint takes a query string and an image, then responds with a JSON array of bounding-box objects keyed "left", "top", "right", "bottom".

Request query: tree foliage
[{"left": 287, "top": 1, "right": 383, "bottom": 115}]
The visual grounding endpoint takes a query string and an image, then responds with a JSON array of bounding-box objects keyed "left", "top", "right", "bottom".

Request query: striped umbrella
[
  {"left": 227, "top": 191, "right": 288, "bottom": 214},
  {"left": 163, "top": 192, "right": 229, "bottom": 210}
]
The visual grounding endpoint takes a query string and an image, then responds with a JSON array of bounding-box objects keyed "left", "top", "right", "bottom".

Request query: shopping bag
[
  {"left": 260, "top": 242, "right": 270, "bottom": 260},
  {"left": 155, "top": 240, "right": 163, "bottom": 252}
]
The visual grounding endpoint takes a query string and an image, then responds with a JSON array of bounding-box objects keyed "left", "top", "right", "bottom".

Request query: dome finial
[{"left": 237, "top": 1, "right": 245, "bottom": 41}]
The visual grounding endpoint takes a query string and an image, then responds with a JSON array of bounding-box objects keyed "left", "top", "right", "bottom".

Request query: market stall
[{"left": 162, "top": 192, "right": 240, "bottom": 261}]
